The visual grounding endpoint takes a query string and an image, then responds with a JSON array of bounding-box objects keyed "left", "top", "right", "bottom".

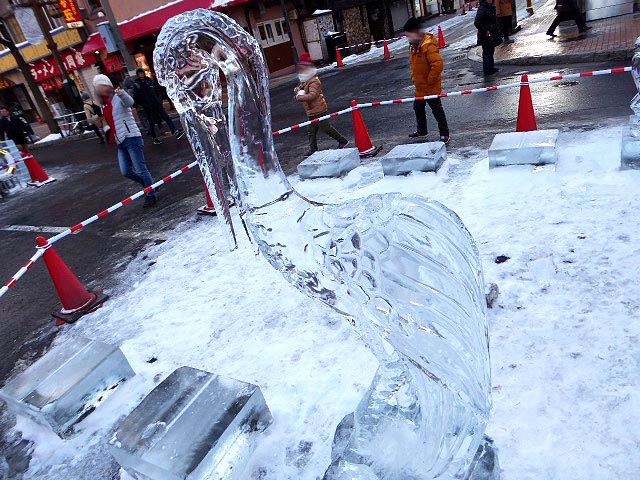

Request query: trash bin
[{"left": 325, "top": 32, "right": 348, "bottom": 63}]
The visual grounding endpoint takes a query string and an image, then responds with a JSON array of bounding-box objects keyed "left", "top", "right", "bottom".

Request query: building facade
[{"left": 0, "top": 0, "right": 308, "bottom": 122}]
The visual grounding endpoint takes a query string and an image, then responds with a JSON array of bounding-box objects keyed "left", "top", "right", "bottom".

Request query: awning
[
  {"left": 119, "top": 0, "right": 250, "bottom": 42},
  {"left": 81, "top": 34, "right": 107, "bottom": 55}
]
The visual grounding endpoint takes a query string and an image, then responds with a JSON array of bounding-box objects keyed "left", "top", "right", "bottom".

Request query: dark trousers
[
  {"left": 308, "top": 114, "right": 347, "bottom": 151},
  {"left": 145, "top": 107, "right": 178, "bottom": 138},
  {"left": 482, "top": 44, "right": 495, "bottom": 74},
  {"left": 499, "top": 16, "right": 512, "bottom": 40},
  {"left": 413, "top": 98, "right": 449, "bottom": 137},
  {"left": 546, "top": 10, "right": 586, "bottom": 35},
  {"left": 89, "top": 124, "right": 104, "bottom": 142}
]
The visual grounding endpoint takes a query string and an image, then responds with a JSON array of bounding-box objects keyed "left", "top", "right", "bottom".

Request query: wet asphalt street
[{"left": 0, "top": 15, "right": 636, "bottom": 387}]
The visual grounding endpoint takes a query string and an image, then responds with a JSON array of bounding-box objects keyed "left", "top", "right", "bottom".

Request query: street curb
[
  {"left": 29, "top": 113, "right": 184, "bottom": 151},
  {"left": 468, "top": 44, "right": 633, "bottom": 66}
]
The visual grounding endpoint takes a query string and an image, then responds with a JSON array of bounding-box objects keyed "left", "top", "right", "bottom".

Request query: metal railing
[{"left": 54, "top": 111, "right": 89, "bottom": 138}]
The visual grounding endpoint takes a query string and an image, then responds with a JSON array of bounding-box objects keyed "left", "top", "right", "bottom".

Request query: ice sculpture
[
  {"left": 621, "top": 37, "right": 640, "bottom": 169},
  {"left": 154, "top": 10, "right": 498, "bottom": 479}
]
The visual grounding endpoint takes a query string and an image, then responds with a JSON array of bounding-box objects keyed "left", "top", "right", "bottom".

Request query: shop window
[{"left": 255, "top": 18, "right": 290, "bottom": 48}]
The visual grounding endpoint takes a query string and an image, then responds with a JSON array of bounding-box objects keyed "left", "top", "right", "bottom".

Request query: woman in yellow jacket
[{"left": 404, "top": 18, "right": 450, "bottom": 144}]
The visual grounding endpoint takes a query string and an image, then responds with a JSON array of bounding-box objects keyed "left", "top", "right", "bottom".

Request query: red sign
[
  {"left": 57, "top": 0, "right": 83, "bottom": 29},
  {"left": 40, "top": 77, "right": 65, "bottom": 92},
  {"left": 30, "top": 50, "right": 96, "bottom": 82},
  {"left": 103, "top": 55, "right": 124, "bottom": 73}
]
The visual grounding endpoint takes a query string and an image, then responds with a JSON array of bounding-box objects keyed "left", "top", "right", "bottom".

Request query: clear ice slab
[
  {"left": 381, "top": 142, "right": 447, "bottom": 175},
  {"left": 621, "top": 115, "right": 640, "bottom": 169},
  {"left": 109, "top": 366, "right": 273, "bottom": 480},
  {"left": 298, "top": 148, "right": 361, "bottom": 179},
  {"left": 489, "top": 130, "right": 559, "bottom": 168},
  {"left": 0, "top": 336, "right": 134, "bottom": 437}
]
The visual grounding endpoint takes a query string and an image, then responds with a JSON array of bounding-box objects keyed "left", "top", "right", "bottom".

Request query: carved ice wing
[{"left": 325, "top": 195, "right": 491, "bottom": 413}]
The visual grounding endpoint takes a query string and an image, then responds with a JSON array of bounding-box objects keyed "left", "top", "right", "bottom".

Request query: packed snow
[
  {"left": 34, "top": 133, "right": 62, "bottom": 145},
  {"left": 6, "top": 122, "right": 640, "bottom": 479}
]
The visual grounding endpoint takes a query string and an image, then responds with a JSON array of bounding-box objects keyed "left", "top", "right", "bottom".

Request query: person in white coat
[{"left": 93, "top": 74, "right": 157, "bottom": 207}]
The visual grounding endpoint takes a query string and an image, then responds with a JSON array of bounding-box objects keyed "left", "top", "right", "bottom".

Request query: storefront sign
[
  {"left": 0, "top": 28, "right": 83, "bottom": 74},
  {"left": 14, "top": 7, "right": 44, "bottom": 45},
  {"left": 103, "top": 55, "right": 124, "bottom": 73},
  {"left": 0, "top": 77, "right": 16, "bottom": 91},
  {"left": 57, "top": 0, "right": 84, "bottom": 29},
  {"left": 30, "top": 50, "right": 96, "bottom": 82},
  {"left": 40, "top": 77, "right": 65, "bottom": 92}
]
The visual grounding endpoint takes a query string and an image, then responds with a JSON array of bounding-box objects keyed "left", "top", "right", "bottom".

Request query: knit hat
[
  {"left": 403, "top": 17, "right": 422, "bottom": 33},
  {"left": 93, "top": 74, "right": 113, "bottom": 89},
  {"left": 298, "top": 52, "right": 315, "bottom": 66}
]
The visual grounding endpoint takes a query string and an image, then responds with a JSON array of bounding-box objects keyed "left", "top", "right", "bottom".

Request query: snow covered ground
[{"left": 8, "top": 122, "right": 640, "bottom": 479}]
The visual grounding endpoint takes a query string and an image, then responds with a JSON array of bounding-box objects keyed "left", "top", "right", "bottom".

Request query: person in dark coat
[
  {"left": 133, "top": 69, "right": 184, "bottom": 145},
  {"left": 546, "top": 0, "right": 592, "bottom": 37},
  {"left": 475, "top": 0, "right": 502, "bottom": 76},
  {"left": 0, "top": 106, "right": 29, "bottom": 151}
]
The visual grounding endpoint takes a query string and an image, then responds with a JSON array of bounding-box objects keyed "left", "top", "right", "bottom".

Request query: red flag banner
[{"left": 57, "top": 0, "right": 83, "bottom": 29}]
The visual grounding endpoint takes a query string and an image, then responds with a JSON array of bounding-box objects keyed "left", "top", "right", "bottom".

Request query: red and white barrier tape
[
  {"left": 0, "top": 65, "right": 633, "bottom": 299},
  {"left": 0, "top": 248, "right": 46, "bottom": 298},
  {"left": 337, "top": 35, "right": 407, "bottom": 52},
  {"left": 1, "top": 154, "right": 34, "bottom": 169},
  {"left": 46, "top": 160, "right": 199, "bottom": 245},
  {"left": 273, "top": 66, "right": 632, "bottom": 134},
  {"left": 0, "top": 160, "right": 198, "bottom": 299}
]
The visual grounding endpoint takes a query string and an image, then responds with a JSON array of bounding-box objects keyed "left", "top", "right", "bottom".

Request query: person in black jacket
[
  {"left": 0, "top": 106, "right": 29, "bottom": 151},
  {"left": 133, "top": 69, "right": 184, "bottom": 145},
  {"left": 547, "top": 0, "right": 591, "bottom": 37},
  {"left": 475, "top": 0, "right": 502, "bottom": 76}
]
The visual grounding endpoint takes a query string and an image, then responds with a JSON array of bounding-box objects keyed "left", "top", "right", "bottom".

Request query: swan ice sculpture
[{"left": 154, "top": 10, "right": 498, "bottom": 479}]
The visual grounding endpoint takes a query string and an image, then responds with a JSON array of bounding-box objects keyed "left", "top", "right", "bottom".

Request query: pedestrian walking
[
  {"left": 294, "top": 52, "right": 348, "bottom": 157},
  {"left": 93, "top": 74, "right": 158, "bottom": 208},
  {"left": 81, "top": 92, "right": 107, "bottom": 144},
  {"left": 403, "top": 17, "right": 450, "bottom": 144},
  {"left": 475, "top": 0, "right": 503, "bottom": 76},
  {"left": 496, "top": 0, "right": 515, "bottom": 44},
  {"left": 0, "top": 106, "right": 30, "bottom": 151},
  {"left": 546, "top": 0, "right": 592, "bottom": 37},
  {"left": 133, "top": 68, "right": 184, "bottom": 145}
]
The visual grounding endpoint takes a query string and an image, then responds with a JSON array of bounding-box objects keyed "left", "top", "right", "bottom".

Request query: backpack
[{"left": 91, "top": 102, "right": 103, "bottom": 117}]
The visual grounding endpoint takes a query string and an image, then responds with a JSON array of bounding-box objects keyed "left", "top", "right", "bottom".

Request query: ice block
[
  {"left": 489, "top": 130, "right": 559, "bottom": 168},
  {"left": 109, "top": 366, "right": 273, "bottom": 480},
  {"left": 381, "top": 142, "right": 447, "bottom": 175},
  {"left": 621, "top": 116, "right": 640, "bottom": 169},
  {"left": 0, "top": 336, "right": 134, "bottom": 437},
  {"left": 298, "top": 148, "right": 360, "bottom": 179}
]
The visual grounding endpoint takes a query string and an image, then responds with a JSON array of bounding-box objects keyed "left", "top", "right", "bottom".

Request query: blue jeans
[{"left": 117, "top": 136, "right": 156, "bottom": 197}]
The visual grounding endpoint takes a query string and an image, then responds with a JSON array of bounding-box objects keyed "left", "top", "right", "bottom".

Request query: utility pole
[
  {"left": 279, "top": 0, "right": 298, "bottom": 63},
  {"left": 0, "top": 25, "right": 60, "bottom": 133},
  {"left": 15, "top": 0, "right": 82, "bottom": 111},
  {"left": 100, "top": 0, "right": 136, "bottom": 74}
]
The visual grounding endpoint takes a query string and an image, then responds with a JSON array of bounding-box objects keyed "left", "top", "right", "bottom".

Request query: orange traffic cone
[
  {"left": 351, "top": 100, "right": 382, "bottom": 158},
  {"left": 336, "top": 48, "right": 344, "bottom": 68},
  {"left": 23, "top": 153, "right": 56, "bottom": 187},
  {"left": 461, "top": 3, "right": 467, "bottom": 15},
  {"left": 197, "top": 182, "right": 217, "bottom": 216},
  {"left": 438, "top": 26, "right": 448, "bottom": 49},
  {"left": 383, "top": 39, "right": 392, "bottom": 61},
  {"left": 516, "top": 74, "right": 538, "bottom": 132},
  {"left": 36, "top": 236, "right": 108, "bottom": 325}
]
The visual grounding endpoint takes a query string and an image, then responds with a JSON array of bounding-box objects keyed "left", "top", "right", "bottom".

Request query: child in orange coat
[
  {"left": 404, "top": 18, "right": 450, "bottom": 144},
  {"left": 294, "top": 53, "right": 348, "bottom": 157}
]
